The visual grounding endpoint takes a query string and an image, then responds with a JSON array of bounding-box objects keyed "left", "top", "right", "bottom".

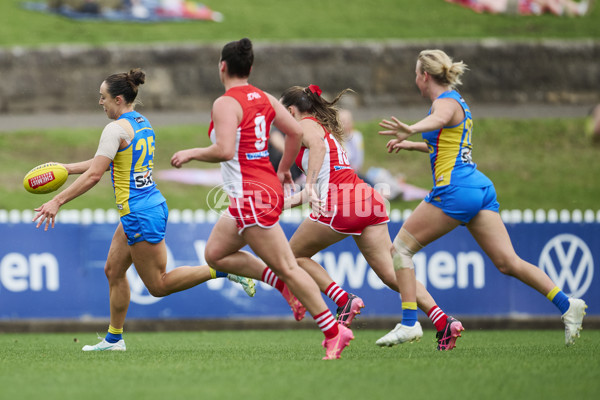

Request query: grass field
[
  {"left": 1, "top": 0, "right": 599, "bottom": 47},
  {"left": 2, "top": 117, "right": 599, "bottom": 211},
  {"left": 0, "top": 330, "right": 598, "bottom": 400}
]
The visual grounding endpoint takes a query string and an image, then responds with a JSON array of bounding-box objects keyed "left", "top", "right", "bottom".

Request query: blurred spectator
[
  {"left": 46, "top": 0, "right": 223, "bottom": 20},
  {"left": 339, "top": 109, "right": 365, "bottom": 174},
  {"left": 338, "top": 109, "right": 429, "bottom": 201},
  {"left": 154, "top": 0, "right": 223, "bottom": 21},
  {"left": 47, "top": 0, "right": 122, "bottom": 13},
  {"left": 445, "top": 0, "right": 591, "bottom": 16}
]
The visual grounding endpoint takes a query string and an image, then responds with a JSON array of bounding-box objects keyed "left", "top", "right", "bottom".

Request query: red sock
[
  {"left": 261, "top": 267, "right": 285, "bottom": 292},
  {"left": 314, "top": 310, "right": 339, "bottom": 339},
  {"left": 325, "top": 282, "right": 349, "bottom": 308},
  {"left": 427, "top": 305, "right": 448, "bottom": 331}
]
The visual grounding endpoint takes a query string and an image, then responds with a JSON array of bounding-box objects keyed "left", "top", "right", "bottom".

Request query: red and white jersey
[
  {"left": 295, "top": 117, "right": 368, "bottom": 213},
  {"left": 209, "top": 85, "right": 281, "bottom": 201}
]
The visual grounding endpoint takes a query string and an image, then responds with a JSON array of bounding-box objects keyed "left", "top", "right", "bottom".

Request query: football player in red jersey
[{"left": 171, "top": 38, "right": 354, "bottom": 360}]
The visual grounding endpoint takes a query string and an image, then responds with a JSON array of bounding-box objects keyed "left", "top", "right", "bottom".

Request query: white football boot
[
  {"left": 227, "top": 274, "right": 256, "bottom": 297},
  {"left": 82, "top": 338, "right": 126, "bottom": 352},
  {"left": 376, "top": 322, "right": 423, "bottom": 347},
  {"left": 562, "top": 298, "right": 587, "bottom": 346}
]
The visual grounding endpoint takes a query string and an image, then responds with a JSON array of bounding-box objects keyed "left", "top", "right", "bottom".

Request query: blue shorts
[
  {"left": 121, "top": 202, "right": 168, "bottom": 245},
  {"left": 424, "top": 184, "right": 500, "bottom": 224}
]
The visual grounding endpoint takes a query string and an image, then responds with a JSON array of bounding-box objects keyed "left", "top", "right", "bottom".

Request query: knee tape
[{"left": 391, "top": 229, "right": 423, "bottom": 271}]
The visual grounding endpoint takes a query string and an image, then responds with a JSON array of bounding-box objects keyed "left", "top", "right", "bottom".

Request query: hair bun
[
  {"left": 238, "top": 38, "right": 253, "bottom": 54},
  {"left": 128, "top": 68, "right": 146, "bottom": 86}
]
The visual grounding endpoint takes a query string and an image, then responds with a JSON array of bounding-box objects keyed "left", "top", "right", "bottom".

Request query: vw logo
[
  {"left": 539, "top": 234, "right": 593, "bottom": 298},
  {"left": 127, "top": 245, "right": 176, "bottom": 305}
]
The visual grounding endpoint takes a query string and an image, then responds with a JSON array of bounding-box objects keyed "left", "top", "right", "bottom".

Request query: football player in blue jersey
[
  {"left": 33, "top": 68, "right": 255, "bottom": 351},
  {"left": 376, "top": 49, "right": 587, "bottom": 347}
]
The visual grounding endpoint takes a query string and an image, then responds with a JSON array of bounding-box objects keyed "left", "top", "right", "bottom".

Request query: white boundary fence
[{"left": 2, "top": 208, "right": 599, "bottom": 225}]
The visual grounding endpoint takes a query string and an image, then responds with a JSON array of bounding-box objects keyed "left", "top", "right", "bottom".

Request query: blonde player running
[{"left": 378, "top": 49, "right": 587, "bottom": 346}]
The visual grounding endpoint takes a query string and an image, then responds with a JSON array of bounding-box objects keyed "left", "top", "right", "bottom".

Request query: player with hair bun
[
  {"left": 33, "top": 68, "right": 255, "bottom": 351},
  {"left": 171, "top": 38, "right": 354, "bottom": 360},
  {"left": 377, "top": 49, "right": 587, "bottom": 347}
]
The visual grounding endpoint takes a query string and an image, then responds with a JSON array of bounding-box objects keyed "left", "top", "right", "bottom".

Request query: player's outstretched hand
[
  {"left": 379, "top": 117, "right": 413, "bottom": 142},
  {"left": 33, "top": 199, "right": 60, "bottom": 231},
  {"left": 386, "top": 139, "right": 415, "bottom": 153},
  {"left": 171, "top": 150, "right": 193, "bottom": 168}
]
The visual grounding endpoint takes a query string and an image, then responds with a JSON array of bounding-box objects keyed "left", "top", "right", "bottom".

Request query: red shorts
[
  {"left": 228, "top": 194, "right": 283, "bottom": 233},
  {"left": 310, "top": 189, "right": 389, "bottom": 235}
]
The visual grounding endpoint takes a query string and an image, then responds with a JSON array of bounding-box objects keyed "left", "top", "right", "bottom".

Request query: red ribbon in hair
[{"left": 308, "top": 84, "right": 322, "bottom": 96}]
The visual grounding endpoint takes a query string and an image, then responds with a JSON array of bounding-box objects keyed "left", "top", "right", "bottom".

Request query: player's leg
[
  {"left": 106, "top": 223, "right": 131, "bottom": 333},
  {"left": 129, "top": 239, "right": 256, "bottom": 296},
  {"left": 402, "top": 201, "right": 463, "bottom": 246},
  {"left": 354, "top": 223, "right": 420, "bottom": 346},
  {"left": 376, "top": 201, "right": 461, "bottom": 347},
  {"left": 245, "top": 223, "right": 330, "bottom": 312},
  {"left": 289, "top": 220, "right": 354, "bottom": 295},
  {"left": 204, "top": 214, "right": 277, "bottom": 280},
  {"left": 416, "top": 286, "right": 464, "bottom": 350},
  {"left": 467, "top": 209, "right": 587, "bottom": 345},
  {"left": 354, "top": 227, "right": 430, "bottom": 313},
  {"left": 400, "top": 201, "right": 467, "bottom": 348},
  {"left": 289, "top": 218, "right": 347, "bottom": 289},
  {"left": 119, "top": 203, "right": 246, "bottom": 297},
  {"left": 130, "top": 239, "right": 204, "bottom": 296},
  {"left": 82, "top": 223, "right": 131, "bottom": 351},
  {"left": 353, "top": 224, "right": 400, "bottom": 290},
  {"left": 203, "top": 215, "right": 304, "bottom": 319},
  {"left": 289, "top": 219, "right": 364, "bottom": 326},
  {"left": 355, "top": 223, "right": 463, "bottom": 349},
  {"left": 243, "top": 223, "right": 353, "bottom": 360},
  {"left": 468, "top": 210, "right": 556, "bottom": 292}
]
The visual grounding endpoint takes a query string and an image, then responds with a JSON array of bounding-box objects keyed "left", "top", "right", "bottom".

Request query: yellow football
[{"left": 23, "top": 162, "right": 68, "bottom": 194}]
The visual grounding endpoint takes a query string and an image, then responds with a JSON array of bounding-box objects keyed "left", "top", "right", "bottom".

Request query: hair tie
[{"left": 308, "top": 84, "right": 322, "bottom": 97}]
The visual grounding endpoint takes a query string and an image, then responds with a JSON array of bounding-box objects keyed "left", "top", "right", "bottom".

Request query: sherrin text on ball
[{"left": 23, "top": 162, "right": 68, "bottom": 194}]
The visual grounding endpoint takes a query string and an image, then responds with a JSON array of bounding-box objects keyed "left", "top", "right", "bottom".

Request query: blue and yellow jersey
[
  {"left": 422, "top": 90, "right": 490, "bottom": 188},
  {"left": 111, "top": 111, "right": 165, "bottom": 216}
]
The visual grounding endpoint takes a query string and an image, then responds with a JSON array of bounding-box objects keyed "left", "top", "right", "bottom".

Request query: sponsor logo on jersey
[
  {"left": 461, "top": 147, "right": 473, "bottom": 164},
  {"left": 334, "top": 165, "right": 352, "bottom": 171},
  {"left": 247, "top": 92, "right": 262, "bottom": 101},
  {"left": 134, "top": 170, "right": 154, "bottom": 188},
  {"left": 246, "top": 150, "right": 269, "bottom": 160}
]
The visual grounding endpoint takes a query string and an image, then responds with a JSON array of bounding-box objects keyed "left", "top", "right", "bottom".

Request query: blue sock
[
  {"left": 209, "top": 267, "right": 228, "bottom": 279},
  {"left": 550, "top": 290, "right": 570, "bottom": 314},
  {"left": 105, "top": 332, "right": 122, "bottom": 343},
  {"left": 402, "top": 302, "right": 418, "bottom": 327}
]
